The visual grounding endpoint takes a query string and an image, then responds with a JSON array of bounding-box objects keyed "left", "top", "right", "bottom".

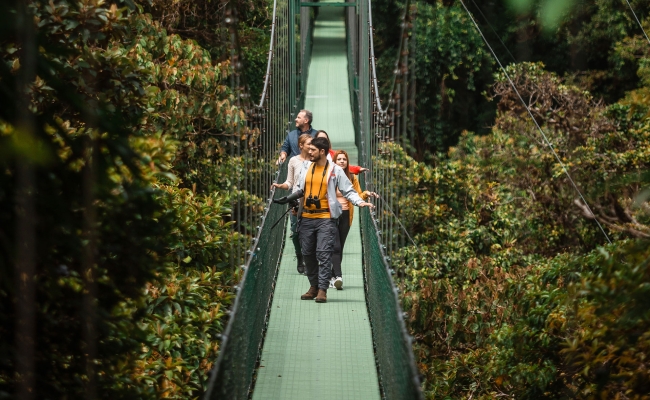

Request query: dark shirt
[{"left": 280, "top": 126, "right": 318, "bottom": 159}]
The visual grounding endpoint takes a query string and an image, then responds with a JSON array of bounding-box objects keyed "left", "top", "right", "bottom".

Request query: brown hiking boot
[
  {"left": 301, "top": 286, "right": 318, "bottom": 300},
  {"left": 315, "top": 289, "right": 327, "bottom": 303}
]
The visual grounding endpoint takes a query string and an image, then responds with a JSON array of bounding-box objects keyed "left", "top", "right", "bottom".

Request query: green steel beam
[{"left": 300, "top": 2, "right": 357, "bottom": 7}]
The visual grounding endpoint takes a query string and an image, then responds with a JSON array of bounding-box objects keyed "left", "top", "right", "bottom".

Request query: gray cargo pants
[{"left": 298, "top": 217, "right": 338, "bottom": 290}]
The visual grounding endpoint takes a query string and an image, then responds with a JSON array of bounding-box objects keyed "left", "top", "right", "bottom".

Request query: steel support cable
[
  {"left": 258, "top": 0, "right": 279, "bottom": 107},
  {"left": 386, "top": 0, "right": 412, "bottom": 111},
  {"left": 457, "top": 0, "right": 612, "bottom": 244},
  {"left": 366, "top": 0, "right": 385, "bottom": 114},
  {"left": 468, "top": 0, "right": 516, "bottom": 63},
  {"left": 205, "top": 0, "right": 300, "bottom": 396},
  {"left": 468, "top": 0, "right": 564, "bottom": 125},
  {"left": 225, "top": 0, "right": 283, "bottom": 244},
  {"left": 367, "top": 0, "right": 411, "bottom": 115},
  {"left": 369, "top": 0, "right": 419, "bottom": 271},
  {"left": 624, "top": 0, "right": 650, "bottom": 45},
  {"left": 375, "top": 195, "right": 442, "bottom": 267}
]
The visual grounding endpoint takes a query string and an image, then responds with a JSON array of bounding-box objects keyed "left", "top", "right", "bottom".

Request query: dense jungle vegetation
[
  {"left": 1, "top": 0, "right": 269, "bottom": 397},
  {"left": 1, "top": 0, "right": 649, "bottom": 399},
  {"left": 372, "top": 0, "right": 650, "bottom": 398}
]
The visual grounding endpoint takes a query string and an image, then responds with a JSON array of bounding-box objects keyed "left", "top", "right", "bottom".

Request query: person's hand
[
  {"left": 359, "top": 167, "right": 369, "bottom": 173},
  {"left": 358, "top": 201, "right": 375, "bottom": 209},
  {"left": 291, "top": 208, "right": 298, "bottom": 216},
  {"left": 271, "top": 182, "right": 287, "bottom": 190},
  {"left": 364, "top": 191, "right": 379, "bottom": 198},
  {"left": 277, "top": 152, "right": 287, "bottom": 165}
]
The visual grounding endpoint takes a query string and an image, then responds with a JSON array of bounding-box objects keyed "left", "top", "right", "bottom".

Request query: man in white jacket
[{"left": 295, "top": 137, "right": 374, "bottom": 303}]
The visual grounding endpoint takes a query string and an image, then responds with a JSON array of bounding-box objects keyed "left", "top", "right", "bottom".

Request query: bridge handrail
[
  {"left": 204, "top": 0, "right": 311, "bottom": 397},
  {"left": 352, "top": 1, "right": 423, "bottom": 398},
  {"left": 258, "top": 0, "right": 278, "bottom": 107},
  {"left": 368, "top": 0, "right": 410, "bottom": 115}
]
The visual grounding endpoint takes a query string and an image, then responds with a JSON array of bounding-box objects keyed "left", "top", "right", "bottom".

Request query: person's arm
[
  {"left": 349, "top": 164, "right": 369, "bottom": 174},
  {"left": 352, "top": 177, "right": 378, "bottom": 201},
  {"left": 285, "top": 158, "right": 297, "bottom": 189},
  {"left": 336, "top": 168, "right": 373, "bottom": 208},
  {"left": 271, "top": 158, "right": 295, "bottom": 190},
  {"left": 278, "top": 133, "right": 291, "bottom": 164},
  {"left": 271, "top": 182, "right": 289, "bottom": 190}
]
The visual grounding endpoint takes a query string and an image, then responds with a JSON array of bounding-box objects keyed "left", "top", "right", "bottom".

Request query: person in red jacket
[
  {"left": 315, "top": 130, "right": 368, "bottom": 174},
  {"left": 330, "top": 150, "right": 377, "bottom": 290}
]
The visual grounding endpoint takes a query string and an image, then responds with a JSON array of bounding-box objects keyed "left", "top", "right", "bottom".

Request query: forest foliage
[
  {"left": 373, "top": 0, "right": 650, "bottom": 158},
  {"left": 0, "top": 0, "right": 269, "bottom": 398},
  {"left": 370, "top": 0, "right": 650, "bottom": 398},
  {"left": 2, "top": 0, "right": 650, "bottom": 399}
]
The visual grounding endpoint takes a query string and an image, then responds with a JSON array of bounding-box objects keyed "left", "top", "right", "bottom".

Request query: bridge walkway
[{"left": 251, "top": 5, "right": 380, "bottom": 400}]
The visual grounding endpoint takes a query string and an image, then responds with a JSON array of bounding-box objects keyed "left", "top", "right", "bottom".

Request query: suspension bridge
[{"left": 204, "top": 0, "right": 421, "bottom": 399}]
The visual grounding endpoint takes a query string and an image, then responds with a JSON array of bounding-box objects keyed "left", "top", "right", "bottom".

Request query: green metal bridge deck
[{"left": 252, "top": 6, "right": 380, "bottom": 399}]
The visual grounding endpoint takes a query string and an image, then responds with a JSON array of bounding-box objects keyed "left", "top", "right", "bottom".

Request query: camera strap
[{"left": 307, "top": 160, "right": 328, "bottom": 202}]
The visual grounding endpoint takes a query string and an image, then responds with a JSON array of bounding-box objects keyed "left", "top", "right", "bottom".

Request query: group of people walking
[{"left": 272, "top": 109, "right": 377, "bottom": 303}]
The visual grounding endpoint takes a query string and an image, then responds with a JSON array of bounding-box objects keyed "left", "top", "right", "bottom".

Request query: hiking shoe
[
  {"left": 301, "top": 286, "right": 318, "bottom": 300},
  {"left": 334, "top": 276, "right": 343, "bottom": 290},
  {"left": 315, "top": 289, "right": 327, "bottom": 303}
]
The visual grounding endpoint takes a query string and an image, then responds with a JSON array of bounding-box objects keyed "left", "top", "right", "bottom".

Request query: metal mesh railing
[
  {"left": 366, "top": 0, "right": 417, "bottom": 262},
  {"left": 204, "top": 0, "right": 314, "bottom": 398},
  {"left": 204, "top": 167, "right": 290, "bottom": 400},
  {"left": 223, "top": 0, "right": 314, "bottom": 266},
  {"left": 349, "top": 0, "right": 423, "bottom": 398},
  {"left": 359, "top": 175, "right": 422, "bottom": 400}
]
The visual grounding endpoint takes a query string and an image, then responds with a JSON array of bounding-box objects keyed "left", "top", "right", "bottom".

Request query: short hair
[
  {"left": 300, "top": 109, "right": 313, "bottom": 124},
  {"left": 298, "top": 133, "right": 312, "bottom": 147},
  {"left": 311, "top": 137, "right": 330, "bottom": 154}
]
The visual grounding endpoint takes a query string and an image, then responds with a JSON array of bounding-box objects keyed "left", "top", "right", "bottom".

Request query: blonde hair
[{"left": 298, "top": 133, "right": 312, "bottom": 148}]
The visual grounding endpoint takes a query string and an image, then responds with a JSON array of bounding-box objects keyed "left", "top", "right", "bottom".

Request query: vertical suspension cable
[{"left": 365, "top": 0, "right": 417, "bottom": 264}]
